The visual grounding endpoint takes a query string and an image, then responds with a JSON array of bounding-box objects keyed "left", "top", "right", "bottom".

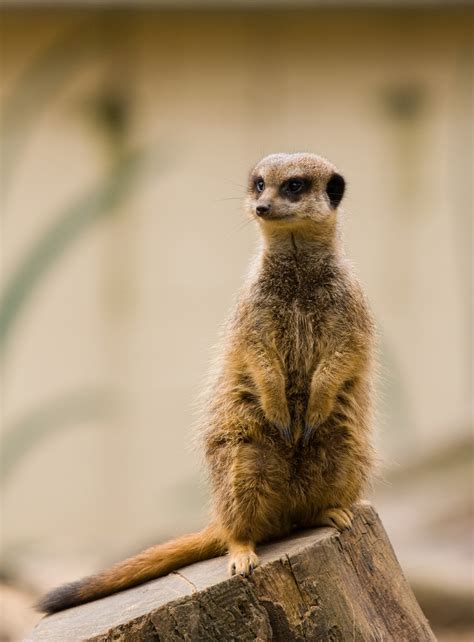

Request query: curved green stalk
[{"left": 0, "top": 150, "right": 144, "bottom": 355}]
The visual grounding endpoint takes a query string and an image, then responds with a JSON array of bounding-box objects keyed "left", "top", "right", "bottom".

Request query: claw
[
  {"left": 283, "top": 425, "right": 293, "bottom": 443},
  {"left": 302, "top": 421, "right": 316, "bottom": 445},
  {"left": 315, "top": 507, "right": 354, "bottom": 531},
  {"left": 275, "top": 422, "right": 293, "bottom": 444},
  {"left": 228, "top": 551, "right": 259, "bottom": 578}
]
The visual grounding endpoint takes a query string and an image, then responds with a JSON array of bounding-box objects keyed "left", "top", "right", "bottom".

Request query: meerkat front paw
[
  {"left": 314, "top": 507, "right": 354, "bottom": 531},
  {"left": 303, "top": 395, "right": 334, "bottom": 444},
  {"left": 228, "top": 551, "right": 259, "bottom": 577},
  {"left": 261, "top": 400, "right": 292, "bottom": 443}
]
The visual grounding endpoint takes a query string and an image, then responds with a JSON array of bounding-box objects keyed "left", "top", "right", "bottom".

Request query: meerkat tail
[{"left": 37, "top": 524, "right": 225, "bottom": 614}]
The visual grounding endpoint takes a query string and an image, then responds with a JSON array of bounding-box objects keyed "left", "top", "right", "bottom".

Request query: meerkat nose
[{"left": 256, "top": 203, "right": 272, "bottom": 216}]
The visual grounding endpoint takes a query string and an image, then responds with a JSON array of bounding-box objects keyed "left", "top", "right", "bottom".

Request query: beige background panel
[{"left": 1, "top": 9, "right": 472, "bottom": 568}]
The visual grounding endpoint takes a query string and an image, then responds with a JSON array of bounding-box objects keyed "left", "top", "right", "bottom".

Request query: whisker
[
  {"left": 231, "top": 217, "right": 253, "bottom": 234},
  {"left": 223, "top": 179, "right": 247, "bottom": 190}
]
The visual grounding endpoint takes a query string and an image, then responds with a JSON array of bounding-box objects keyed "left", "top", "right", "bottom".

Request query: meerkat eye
[
  {"left": 255, "top": 178, "right": 265, "bottom": 193},
  {"left": 281, "top": 178, "right": 307, "bottom": 197},
  {"left": 288, "top": 179, "right": 304, "bottom": 193}
]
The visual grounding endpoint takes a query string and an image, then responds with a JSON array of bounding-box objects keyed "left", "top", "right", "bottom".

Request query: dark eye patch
[
  {"left": 254, "top": 177, "right": 265, "bottom": 193},
  {"left": 280, "top": 176, "right": 309, "bottom": 200},
  {"left": 326, "top": 173, "right": 345, "bottom": 208}
]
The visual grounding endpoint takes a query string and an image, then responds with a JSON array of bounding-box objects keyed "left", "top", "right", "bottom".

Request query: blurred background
[{"left": 0, "top": 1, "right": 472, "bottom": 640}]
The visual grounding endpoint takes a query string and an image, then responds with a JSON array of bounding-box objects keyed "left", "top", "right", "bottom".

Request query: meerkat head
[{"left": 246, "top": 152, "right": 345, "bottom": 229}]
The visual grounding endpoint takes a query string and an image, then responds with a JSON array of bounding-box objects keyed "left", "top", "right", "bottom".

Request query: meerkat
[{"left": 38, "top": 152, "right": 375, "bottom": 614}]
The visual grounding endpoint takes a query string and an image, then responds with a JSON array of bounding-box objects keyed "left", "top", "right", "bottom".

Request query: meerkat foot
[
  {"left": 315, "top": 507, "right": 354, "bottom": 531},
  {"left": 229, "top": 551, "right": 259, "bottom": 577},
  {"left": 228, "top": 541, "right": 259, "bottom": 577}
]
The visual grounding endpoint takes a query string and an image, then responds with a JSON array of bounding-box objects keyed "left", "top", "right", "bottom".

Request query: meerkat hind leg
[
  {"left": 228, "top": 539, "right": 259, "bottom": 577},
  {"left": 215, "top": 440, "right": 290, "bottom": 577}
]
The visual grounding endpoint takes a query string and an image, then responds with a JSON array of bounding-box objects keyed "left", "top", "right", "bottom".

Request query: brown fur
[{"left": 38, "top": 152, "right": 375, "bottom": 613}]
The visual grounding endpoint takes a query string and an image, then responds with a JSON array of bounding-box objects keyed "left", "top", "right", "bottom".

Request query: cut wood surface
[{"left": 27, "top": 503, "right": 436, "bottom": 641}]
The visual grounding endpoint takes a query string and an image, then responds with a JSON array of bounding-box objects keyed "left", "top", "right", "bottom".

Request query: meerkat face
[{"left": 246, "top": 152, "right": 345, "bottom": 226}]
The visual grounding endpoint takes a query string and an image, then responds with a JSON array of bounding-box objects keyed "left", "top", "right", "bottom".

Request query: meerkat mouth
[{"left": 258, "top": 214, "right": 294, "bottom": 221}]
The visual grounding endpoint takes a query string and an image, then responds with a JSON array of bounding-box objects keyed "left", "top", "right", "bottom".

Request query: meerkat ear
[{"left": 326, "top": 173, "right": 345, "bottom": 209}]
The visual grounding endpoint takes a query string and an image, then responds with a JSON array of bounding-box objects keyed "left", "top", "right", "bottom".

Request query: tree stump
[{"left": 27, "top": 503, "right": 436, "bottom": 641}]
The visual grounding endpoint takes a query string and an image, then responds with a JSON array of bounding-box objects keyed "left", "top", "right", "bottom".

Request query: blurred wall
[{"left": 1, "top": 8, "right": 472, "bottom": 576}]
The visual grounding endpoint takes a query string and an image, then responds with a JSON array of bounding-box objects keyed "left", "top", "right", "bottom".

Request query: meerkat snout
[{"left": 256, "top": 203, "right": 272, "bottom": 217}]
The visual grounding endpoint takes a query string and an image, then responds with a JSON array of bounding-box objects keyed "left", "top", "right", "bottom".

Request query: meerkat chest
[
  {"left": 259, "top": 283, "right": 335, "bottom": 373},
  {"left": 253, "top": 257, "right": 343, "bottom": 374},
  {"left": 275, "top": 298, "right": 322, "bottom": 374},
  {"left": 283, "top": 303, "right": 316, "bottom": 378}
]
